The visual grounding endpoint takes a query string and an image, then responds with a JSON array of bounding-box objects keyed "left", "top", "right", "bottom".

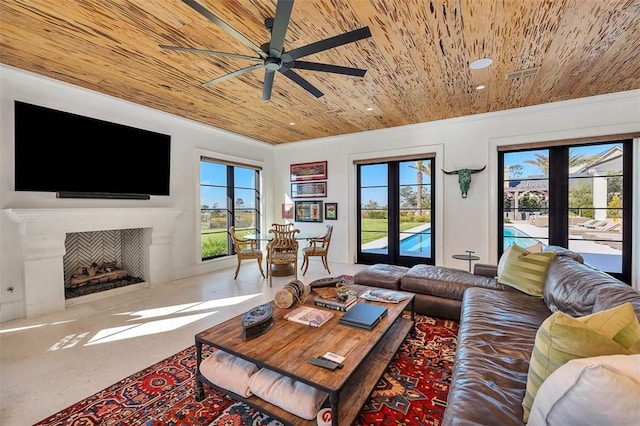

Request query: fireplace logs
[{"left": 69, "top": 261, "right": 129, "bottom": 287}]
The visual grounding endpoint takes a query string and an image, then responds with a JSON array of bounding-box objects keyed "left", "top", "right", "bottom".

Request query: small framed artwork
[
  {"left": 290, "top": 161, "right": 327, "bottom": 181},
  {"left": 325, "top": 202, "right": 337, "bottom": 220},
  {"left": 291, "top": 181, "right": 327, "bottom": 198},
  {"left": 282, "top": 203, "right": 294, "bottom": 219},
  {"left": 295, "top": 200, "right": 323, "bottom": 222}
]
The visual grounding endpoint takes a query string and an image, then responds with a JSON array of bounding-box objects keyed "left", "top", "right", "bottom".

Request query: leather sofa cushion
[
  {"left": 593, "top": 285, "right": 640, "bottom": 319},
  {"left": 401, "top": 265, "right": 505, "bottom": 301},
  {"left": 353, "top": 264, "right": 409, "bottom": 290},
  {"left": 442, "top": 287, "right": 551, "bottom": 426},
  {"left": 543, "top": 256, "right": 630, "bottom": 317}
]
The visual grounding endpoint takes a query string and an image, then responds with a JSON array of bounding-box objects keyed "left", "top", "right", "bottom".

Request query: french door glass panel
[
  {"left": 502, "top": 149, "right": 550, "bottom": 247},
  {"left": 567, "top": 143, "right": 624, "bottom": 273},
  {"left": 399, "top": 160, "right": 432, "bottom": 258},
  {"left": 359, "top": 164, "right": 389, "bottom": 255}
]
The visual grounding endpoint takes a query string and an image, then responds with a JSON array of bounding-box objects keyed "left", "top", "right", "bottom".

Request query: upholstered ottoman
[
  {"left": 401, "top": 265, "right": 506, "bottom": 320},
  {"left": 354, "top": 264, "right": 410, "bottom": 290}
]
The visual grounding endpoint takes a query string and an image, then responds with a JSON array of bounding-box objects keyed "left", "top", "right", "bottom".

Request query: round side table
[{"left": 452, "top": 250, "right": 480, "bottom": 272}]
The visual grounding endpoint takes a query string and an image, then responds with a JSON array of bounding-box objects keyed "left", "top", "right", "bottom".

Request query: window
[
  {"left": 356, "top": 157, "right": 435, "bottom": 267},
  {"left": 200, "top": 158, "right": 261, "bottom": 261},
  {"left": 499, "top": 139, "right": 632, "bottom": 283}
]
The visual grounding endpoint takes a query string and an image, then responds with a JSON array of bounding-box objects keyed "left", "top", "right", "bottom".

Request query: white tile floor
[{"left": 0, "top": 260, "right": 366, "bottom": 426}]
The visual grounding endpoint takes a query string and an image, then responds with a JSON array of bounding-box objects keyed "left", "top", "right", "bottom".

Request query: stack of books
[{"left": 314, "top": 293, "right": 358, "bottom": 312}]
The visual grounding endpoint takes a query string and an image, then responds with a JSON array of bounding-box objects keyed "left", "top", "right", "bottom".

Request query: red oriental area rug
[{"left": 34, "top": 314, "right": 458, "bottom": 426}]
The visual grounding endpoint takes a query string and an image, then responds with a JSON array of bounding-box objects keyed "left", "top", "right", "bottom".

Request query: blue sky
[
  {"left": 200, "top": 162, "right": 257, "bottom": 208},
  {"left": 504, "top": 142, "right": 621, "bottom": 178}
]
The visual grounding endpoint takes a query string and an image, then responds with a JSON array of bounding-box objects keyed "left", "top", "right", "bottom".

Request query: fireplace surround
[{"left": 4, "top": 208, "right": 182, "bottom": 318}]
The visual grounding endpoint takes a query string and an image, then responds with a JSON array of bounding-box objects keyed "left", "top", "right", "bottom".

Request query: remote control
[{"left": 307, "top": 357, "right": 341, "bottom": 370}]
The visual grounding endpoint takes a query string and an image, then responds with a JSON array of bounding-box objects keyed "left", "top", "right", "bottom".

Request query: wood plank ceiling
[{"left": 1, "top": 0, "right": 639, "bottom": 145}]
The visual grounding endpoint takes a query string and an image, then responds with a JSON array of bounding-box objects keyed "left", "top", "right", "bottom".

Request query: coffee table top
[{"left": 196, "top": 284, "right": 414, "bottom": 393}]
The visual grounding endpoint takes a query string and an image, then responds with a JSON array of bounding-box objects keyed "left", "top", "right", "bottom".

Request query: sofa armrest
[{"left": 474, "top": 263, "right": 497, "bottom": 278}]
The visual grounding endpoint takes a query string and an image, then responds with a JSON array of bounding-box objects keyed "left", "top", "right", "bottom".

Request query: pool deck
[{"left": 508, "top": 221, "right": 622, "bottom": 272}]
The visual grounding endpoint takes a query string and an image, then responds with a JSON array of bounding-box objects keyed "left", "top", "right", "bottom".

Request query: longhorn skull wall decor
[{"left": 442, "top": 165, "right": 486, "bottom": 198}]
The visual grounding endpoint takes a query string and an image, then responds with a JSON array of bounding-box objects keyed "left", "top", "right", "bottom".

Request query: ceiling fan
[{"left": 160, "top": 0, "right": 372, "bottom": 101}]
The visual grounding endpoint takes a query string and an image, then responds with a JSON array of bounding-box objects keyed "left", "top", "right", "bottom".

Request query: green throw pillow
[
  {"left": 497, "top": 243, "right": 556, "bottom": 296},
  {"left": 522, "top": 302, "right": 640, "bottom": 422}
]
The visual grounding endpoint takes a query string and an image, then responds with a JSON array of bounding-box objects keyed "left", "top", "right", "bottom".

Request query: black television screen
[{"left": 14, "top": 101, "right": 171, "bottom": 197}]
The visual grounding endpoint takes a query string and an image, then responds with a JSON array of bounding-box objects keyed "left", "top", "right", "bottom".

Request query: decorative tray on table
[{"left": 240, "top": 303, "right": 274, "bottom": 341}]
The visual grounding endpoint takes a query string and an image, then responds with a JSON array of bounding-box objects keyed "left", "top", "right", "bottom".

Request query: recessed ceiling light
[
  {"left": 470, "top": 58, "right": 493, "bottom": 70},
  {"left": 475, "top": 85, "right": 486, "bottom": 90}
]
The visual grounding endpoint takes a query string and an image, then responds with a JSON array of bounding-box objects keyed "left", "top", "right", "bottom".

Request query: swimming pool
[
  {"left": 399, "top": 230, "right": 432, "bottom": 256},
  {"left": 504, "top": 226, "right": 541, "bottom": 248}
]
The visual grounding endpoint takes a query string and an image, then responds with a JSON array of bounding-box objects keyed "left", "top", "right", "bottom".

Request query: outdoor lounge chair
[{"left": 576, "top": 219, "right": 599, "bottom": 227}]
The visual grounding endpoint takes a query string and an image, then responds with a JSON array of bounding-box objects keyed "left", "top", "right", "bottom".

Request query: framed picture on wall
[
  {"left": 325, "top": 203, "right": 337, "bottom": 220},
  {"left": 282, "top": 203, "right": 294, "bottom": 219},
  {"left": 290, "top": 161, "right": 327, "bottom": 181},
  {"left": 295, "top": 200, "right": 323, "bottom": 222},
  {"left": 291, "top": 181, "right": 327, "bottom": 198}
]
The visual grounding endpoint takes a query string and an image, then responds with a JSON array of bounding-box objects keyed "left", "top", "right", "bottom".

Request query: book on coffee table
[
  {"left": 284, "top": 306, "right": 334, "bottom": 327},
  {"left": 314, "top": 294, "right": 358, "bottom": 312},
  {"left": 338, "top": 303, "right": 388, "bottom": 330}
]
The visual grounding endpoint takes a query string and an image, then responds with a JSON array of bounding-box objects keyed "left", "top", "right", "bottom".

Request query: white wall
[
  {"left": 273, "top": 90, "right": 640, "bottom": 287},
  {"left": 0, "top": 65, "right": 274, "bottom": 321},
  {"left": 1, "top": 64, "right": 638, "bottom": 321}
]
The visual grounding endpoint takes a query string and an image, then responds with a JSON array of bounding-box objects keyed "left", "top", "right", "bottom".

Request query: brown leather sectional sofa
[{"left": 354, "top": 247, "right": 640, "bottom": 425}]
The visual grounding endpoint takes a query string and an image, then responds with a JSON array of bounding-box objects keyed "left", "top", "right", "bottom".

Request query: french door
[
  {"left": 356, "top": 157, "right": 435, "bottom": 267},
  {"left": 499, "top": 139, "right": 632, "bottom": 284}
]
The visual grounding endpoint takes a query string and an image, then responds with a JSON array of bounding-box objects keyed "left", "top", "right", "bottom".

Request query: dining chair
[
  {"left": 229, "top": 227, "right": 265, "bottom": 279},
  {"left": 270, "top": 223, "right": 294, "bottom": 232},
  {"left": 266, "top": 223, "right": 294, "bottom": 253},
  {"left": 301, "top": 224, "right": 333, "bottom": 275},
  {"left": 266, "top": 228, "right": 300, "bottom": 286}
]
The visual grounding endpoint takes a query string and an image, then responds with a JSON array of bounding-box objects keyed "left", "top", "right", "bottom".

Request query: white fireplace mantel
[{"left": 3, "top": 207, "right": 182, "bottom": 318}]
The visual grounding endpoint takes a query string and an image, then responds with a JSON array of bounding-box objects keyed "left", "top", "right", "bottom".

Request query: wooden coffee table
[{"left": 194, "top": 284, "right": 415, "bottom": 426}]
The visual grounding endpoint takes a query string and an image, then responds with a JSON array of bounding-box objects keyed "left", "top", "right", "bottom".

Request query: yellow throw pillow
[
  {"left": 498, "top": 243, "right": 556, "bottom": 296},
  {"left": 522, "top": 302, "right": 640, "bottom": 422}
]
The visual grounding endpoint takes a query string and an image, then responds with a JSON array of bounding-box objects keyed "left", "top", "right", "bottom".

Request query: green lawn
[
  {"left": 201, "top": 227, "right": 255, "bottom": 258},
  {"left": 359, "top": 218, "right": 427, "bottom": 244}
]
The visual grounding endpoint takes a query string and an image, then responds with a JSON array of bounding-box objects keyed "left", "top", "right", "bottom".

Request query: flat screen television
[{"left": 14, "top": 101, "right": 171, "bottom": 198}]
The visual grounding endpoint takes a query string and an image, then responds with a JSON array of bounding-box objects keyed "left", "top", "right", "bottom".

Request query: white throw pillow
[
  {"left": 526, "top": 354, "right": 640, "bottom": 426},
  {"left": 249, "top": 368, "right": 328, "bottom": 420},
  {"left": 199, "top": 349, "right": 258, "bottom": 397}
]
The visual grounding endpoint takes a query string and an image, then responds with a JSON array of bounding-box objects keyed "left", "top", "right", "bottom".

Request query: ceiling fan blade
[
  {"left": 282, "top": 26, "right": 372, "bottom": 62},
  {"left": 182, "top": 0, "right": 268, "bottom": 59},
  {"left": 202, "top": 63, "right": 265, "bottom": 87},
  {"left": 287, "top": 60, "right": 367, "bottom": 77},
  {"left": 269, "top": 0, "right": 294, "bottom": 58},
  {"left": 159, "top": 45, "right": 262, "bottom": 61},
  {"left": 262, "top": 69, "right": 276, "bottom": 101},
  {"left": 279, "top": 68, "right": 324, "bottom": 98}
]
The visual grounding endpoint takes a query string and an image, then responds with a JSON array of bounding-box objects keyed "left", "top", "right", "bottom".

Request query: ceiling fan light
[{"left": 470, "top": 58, "right": 493, "bottom": 70}]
